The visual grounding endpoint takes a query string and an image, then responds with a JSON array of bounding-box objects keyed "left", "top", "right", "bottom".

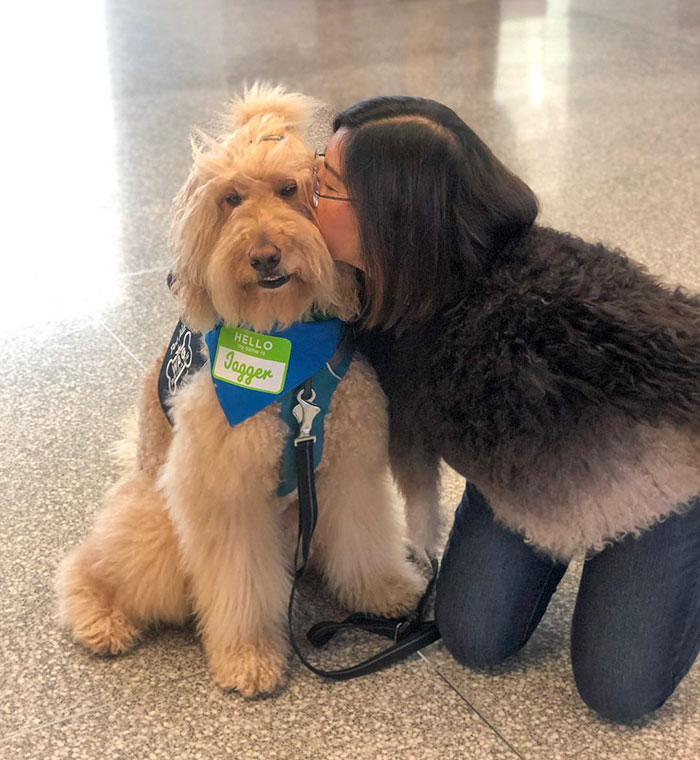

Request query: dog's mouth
[{"left": 257, "top": 273, "right": 291, "bottom": 290}]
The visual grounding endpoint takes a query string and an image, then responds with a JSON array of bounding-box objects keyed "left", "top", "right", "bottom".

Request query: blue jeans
[{"left": 434, "top": 482, "right": 700, "bottom": 723}]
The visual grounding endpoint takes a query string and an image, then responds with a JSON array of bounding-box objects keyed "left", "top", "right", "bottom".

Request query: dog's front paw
[
  {"left": 341, "top": 565, "right": 425, "bottom": 618},
  {"left": 209, "top": 640, "right": 286, "bottom": 697}
]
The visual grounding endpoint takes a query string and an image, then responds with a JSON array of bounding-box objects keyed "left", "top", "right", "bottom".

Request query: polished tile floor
[{"left": 2, "top": 0, "right": 699, "bottom": 758}]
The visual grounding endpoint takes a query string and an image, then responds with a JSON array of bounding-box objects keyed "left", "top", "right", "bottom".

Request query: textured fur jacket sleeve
[{"left": 359, "top": 225, "right": 700, "bottom": 560}]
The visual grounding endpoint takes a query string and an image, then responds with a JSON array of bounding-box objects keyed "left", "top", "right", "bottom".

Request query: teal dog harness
[{"left": 275, "top": 343, "right": 352, "bottom": 495}]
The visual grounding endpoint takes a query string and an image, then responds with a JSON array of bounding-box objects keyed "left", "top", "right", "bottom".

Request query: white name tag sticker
[{"left": 212, "top": 326, "right": 291, "bottom": 394}]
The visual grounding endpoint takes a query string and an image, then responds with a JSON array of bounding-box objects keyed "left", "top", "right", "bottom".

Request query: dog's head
[{"left": 169, "top": 84, "right": 358, "bottom": 333}]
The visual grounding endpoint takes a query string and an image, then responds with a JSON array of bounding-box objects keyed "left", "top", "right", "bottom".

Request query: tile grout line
[
  {"left": 1, "top": 707, "right": 105, "bottom": 745},
  {"left": 417, "top": 652, "right": 527, "bottom": 760},
  {"left": 100, "top": 322, "right": 147, "bottom": 371},
  {"left": 1, "top": 669, "right": 211, "bottom": 745}
]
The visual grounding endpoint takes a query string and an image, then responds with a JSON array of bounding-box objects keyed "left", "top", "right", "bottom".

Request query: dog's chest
[{"left": 171, "top": 373, "right": 288, "bottom": 483}]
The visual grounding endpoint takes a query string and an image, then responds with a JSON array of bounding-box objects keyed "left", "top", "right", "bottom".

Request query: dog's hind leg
[
  {"left": 56, "top": 356, "right": 190, "bottom": 655},
  {"left": 55, "top": 470, "right": 191, "bottom": 654}
]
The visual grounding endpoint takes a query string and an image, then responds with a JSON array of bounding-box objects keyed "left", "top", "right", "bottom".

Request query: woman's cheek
[{"left": 315, "top": 205, "right": 341, "bottom": 258}]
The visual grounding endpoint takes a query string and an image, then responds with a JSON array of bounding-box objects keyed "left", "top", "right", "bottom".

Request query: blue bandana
[{"left": 204, "top": 318, "right": 344, "bottom": 428}]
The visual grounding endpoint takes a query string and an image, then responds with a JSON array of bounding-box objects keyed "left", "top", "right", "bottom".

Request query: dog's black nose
[{"left": 250, "top": 244, "right": 282, "bottom": 272}]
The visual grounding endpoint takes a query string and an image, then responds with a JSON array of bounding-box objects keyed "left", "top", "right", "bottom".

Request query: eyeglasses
[{"left": 312, "top": 150, "right": 352, "bottom": 208}]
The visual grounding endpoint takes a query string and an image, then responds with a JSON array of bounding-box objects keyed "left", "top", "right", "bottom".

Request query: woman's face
[{"left": 313, "top": 128, "right": 363, "bottom": 270}]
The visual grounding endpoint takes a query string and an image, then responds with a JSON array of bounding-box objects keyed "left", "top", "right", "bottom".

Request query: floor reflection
[{"left": 3, "top": 0, "right": 120, "bottom": 331}]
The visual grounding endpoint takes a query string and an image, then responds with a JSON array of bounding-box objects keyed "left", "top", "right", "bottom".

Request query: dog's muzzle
[{"left": 250, "top": 243, "right": 291, "bottom": 289}]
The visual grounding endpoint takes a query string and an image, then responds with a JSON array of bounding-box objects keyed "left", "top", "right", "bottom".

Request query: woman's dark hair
[{"left": 333, "top": 96, "right": 539, "bottom": 329}]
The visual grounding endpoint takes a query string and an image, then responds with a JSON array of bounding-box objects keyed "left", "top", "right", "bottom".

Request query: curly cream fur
[{"left": 55, "top": 85, "right": 421, "bottom": 697}]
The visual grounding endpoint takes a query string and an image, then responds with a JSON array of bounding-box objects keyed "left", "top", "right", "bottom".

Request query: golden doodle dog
[{"left": 56, "top": 84, "right": 423, "bottom": 697}]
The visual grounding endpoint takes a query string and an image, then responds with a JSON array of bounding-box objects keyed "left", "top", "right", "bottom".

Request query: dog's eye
[
  {"left": 279, "top": 184, "right": 297, "bottom": 198},
  {"left": 225, "top": 193, "right": 243, "bottom": 208}
]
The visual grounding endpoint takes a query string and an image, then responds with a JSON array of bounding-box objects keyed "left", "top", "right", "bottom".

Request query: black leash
[{"left": 288, "top": 380, "right": 441, "bottom": 681}]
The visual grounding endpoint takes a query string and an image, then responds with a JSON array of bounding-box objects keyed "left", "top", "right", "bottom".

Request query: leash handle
[{"left": 288, "top": 576, "right": 440, "bottom": 681}]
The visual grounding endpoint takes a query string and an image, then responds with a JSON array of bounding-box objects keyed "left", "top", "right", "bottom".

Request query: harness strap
[{"left": 288, "top": 381, "right": 441, "bottom": 681}]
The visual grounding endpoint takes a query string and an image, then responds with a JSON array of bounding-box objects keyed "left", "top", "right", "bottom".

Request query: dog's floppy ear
[
  {"left": 168, "top": 165, "right": 219, "bottom": 332},
  {"left": 225, "top": 82, "right": 319, "bottom": 136}
]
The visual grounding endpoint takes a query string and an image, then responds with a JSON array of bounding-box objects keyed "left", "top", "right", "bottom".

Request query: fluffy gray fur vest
[{"left": 358, "top": 225, "right": 700, "bottom": 560}]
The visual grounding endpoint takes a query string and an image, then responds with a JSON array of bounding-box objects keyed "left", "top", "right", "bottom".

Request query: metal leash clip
[{"left": 292, "top": 388, "right": 320, "bottom": 445}]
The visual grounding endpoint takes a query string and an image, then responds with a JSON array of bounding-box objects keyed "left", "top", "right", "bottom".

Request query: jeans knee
[
  {"left": 573, "top": 662, "right": 672, "bottom": 723},
  {"left": 435, "top": 597, "right": 522, "bottom": 668}
]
